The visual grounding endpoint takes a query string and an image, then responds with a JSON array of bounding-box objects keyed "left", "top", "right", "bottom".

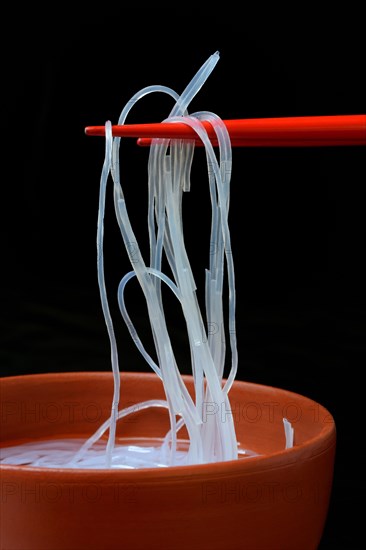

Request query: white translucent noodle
[
  {"left": 89, "top": 51, "right": 238, "bottom": 468},
  {"left": 283, "top": 418, "right": 294, "bottom": 449}
]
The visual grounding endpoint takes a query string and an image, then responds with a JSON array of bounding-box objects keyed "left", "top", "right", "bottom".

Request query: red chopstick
[{"left": 85, "top": 114, "right": 366, "bottom": 147}]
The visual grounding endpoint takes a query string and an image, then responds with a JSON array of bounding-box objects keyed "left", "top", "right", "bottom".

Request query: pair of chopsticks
[{"left": 85, "top": 114, "right": 366, "bottom": 147}]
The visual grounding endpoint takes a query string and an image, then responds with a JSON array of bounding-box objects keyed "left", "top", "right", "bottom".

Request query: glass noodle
[{"left": 95, "top": 50, "right": 239, "bottom": 467}]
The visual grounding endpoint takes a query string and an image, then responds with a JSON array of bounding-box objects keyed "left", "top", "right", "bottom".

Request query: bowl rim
[{"left": 0, "top": 371, "right": 336, "bottom": 481}]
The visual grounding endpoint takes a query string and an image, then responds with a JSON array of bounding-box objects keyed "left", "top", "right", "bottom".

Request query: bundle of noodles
[{"left": 89, "top": 51, "right": 239, "bottom": 468}]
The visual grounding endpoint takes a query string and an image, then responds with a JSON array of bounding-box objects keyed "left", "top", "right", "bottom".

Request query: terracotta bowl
[{"left": 0, "top": 372, "right": 336, "bottom": 550}]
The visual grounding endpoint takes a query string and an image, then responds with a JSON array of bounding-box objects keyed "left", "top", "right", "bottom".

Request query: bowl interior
[{"left": 1, "top": 371, "right": 335, "bottom": 462}]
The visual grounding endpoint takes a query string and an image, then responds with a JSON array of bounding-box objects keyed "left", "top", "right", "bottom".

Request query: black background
[{"left": 1, "top": 6, "right": 365, "bottom": 549}]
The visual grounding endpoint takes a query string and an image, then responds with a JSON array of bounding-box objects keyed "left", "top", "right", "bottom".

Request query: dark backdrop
[{"left": 1, "top": 7, "right": 365, "bottom": 549}]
